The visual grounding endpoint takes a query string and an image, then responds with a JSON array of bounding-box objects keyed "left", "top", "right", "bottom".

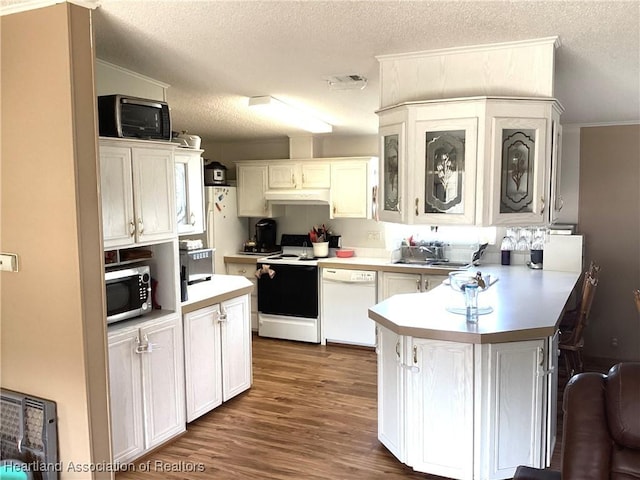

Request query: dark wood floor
[{"left": 117, "top": 335, "right": 565, "bottom": 480}]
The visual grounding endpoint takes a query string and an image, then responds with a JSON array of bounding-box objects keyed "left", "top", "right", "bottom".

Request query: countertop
[
  {"left": 181, "top": 274, "right": 254, "bottom": 314},
  {"left": 224, "top": 253, "right": 465, "bottom": 274},
  {"left": 369, "top": 265, "right": 580, "bottom": 344}
]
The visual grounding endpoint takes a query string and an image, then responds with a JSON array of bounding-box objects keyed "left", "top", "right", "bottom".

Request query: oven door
[{"left": 257, "top": 263, "right": 318, "bottom": 318}]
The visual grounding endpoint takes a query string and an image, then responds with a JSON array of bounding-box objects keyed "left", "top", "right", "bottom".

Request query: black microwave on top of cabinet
[
  {"left": 97, "top": 94, "right": 171, "bottom": 141},
  {"left": 105, "top": 265, "right": 152, "bottom": 324}
]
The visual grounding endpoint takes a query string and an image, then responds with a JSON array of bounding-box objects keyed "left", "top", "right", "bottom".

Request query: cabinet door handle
[
  {"left": 395, "top": 339, "right": 400, "bottom": 359},
  {"left": 218, "top": 309, "right": 228, "bottom": 322},
  {"left": 137, "top": 218, "right": 144, "bottom": 234},
  {"left": 415, "top": 197, "right": 419, "bottom": 216},
  {"left": 240, "top": 268, "right": 246, "bottom": 274},
  {"left": 423, "top": 279, "right": 429, "bottom": 291},
  {"left": 413, "top": 345, "right": 418, "bottom": 364},
  {"left": 129, "top": 220, "right": 136, "bottom": 236},
  {"left": 397, "top": 196, "right": 402, "bottom": 214},
  {"left": 416, "top": 279, "right": 421, "bottom": 292},
  {"left": 540, "top": 197, "right": 545, "bottom": 214},
  {"left": 557, "top": 195, "right": 564, "bottom": 211},
  {"left": 292, "top": 174, "right": 296, "bottom": 188},
  {"left": 264, "top": 201, "right": 268, "bottom": 213},
  {"left": 190, "top": 212, "right": 196, "bottom": 226},
  {"left": 333, "top": 204, "right": 337, "bottom": 215}
]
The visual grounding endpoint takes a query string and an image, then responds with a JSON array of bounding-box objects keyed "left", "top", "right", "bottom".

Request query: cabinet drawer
[{"left": 226, "top": 263, "right": 256, "bottom": 277}]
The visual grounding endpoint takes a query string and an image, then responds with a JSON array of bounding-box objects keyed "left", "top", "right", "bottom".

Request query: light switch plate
[{"left": 0, "top": 253, "right": 19, "bottom": 272}]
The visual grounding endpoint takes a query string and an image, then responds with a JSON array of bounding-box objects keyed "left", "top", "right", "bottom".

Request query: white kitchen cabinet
[
  {"left": 377, "top": 97, "right": 563, "bottom": 227},
  {"left": 407, "top": 338, "right": 474, "bottom": 480},
  {"left": 268, "top": 162, "right": 330, "bottom": 189},
  {"left": 226, "top": 262, "right": 258, "bottom": 330},
  {"left": 485, "top": 102, "right": 551, "bottom": 226},
  {"left": 236, "top": 164, "right": 281, "bottom": 217},
  {"left": 379, "top": 122, "right": 407, "bottom": 223},
  {"left": 100, "top": 139, "right": 177, "bottom": 248},
  {"left": 378, "top": 271, "right": 446, "bottom": 300},
  {"left": 478, "top": 339, "right": 546, "bottom": 479},
  {"left": 376, "top": 331, "right": 555, "bottom": 480},
  {"left": 183, "top": 305, "right": 223, "bottom": 422},
  {"left": 548, "top": 120, "right": 564, "bottom": 225},
  {"left": 174, "top": 148, "right": 205, "bottom": 235},
  {"left": 107, "top": 323, "right": 144, "bottom": 463},
  {"left": 108, "top": 314, "right": 185, "bottom": 464},
  {"left": 330, "top": 158, "right": 376, "bottom": 219},
  {"left": 183, "top": 294, "right": 252, "bottom": 422},
  {"left": 220, "top": 294, "right": 253, "bottom": 400},
  {"left": 377, "top": 325, "right": 406, "bottom": 462}
]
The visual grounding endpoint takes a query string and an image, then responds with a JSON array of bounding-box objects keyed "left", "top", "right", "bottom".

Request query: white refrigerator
[{"left": 205, "top": 186, "right": 248, "bottom": 273}]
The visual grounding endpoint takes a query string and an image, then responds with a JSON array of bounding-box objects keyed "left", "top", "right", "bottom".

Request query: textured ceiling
[{"left": 7, "top": 1, "right": 640, "bottom": 142}]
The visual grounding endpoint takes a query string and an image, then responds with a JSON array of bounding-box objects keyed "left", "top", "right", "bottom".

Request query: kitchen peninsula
[{"left": 368, "top": 265, "right": 580, "bottom": 480}]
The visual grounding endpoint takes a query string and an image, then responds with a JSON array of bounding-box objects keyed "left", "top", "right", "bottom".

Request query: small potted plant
[{"left": 309, "top": 224, "right": 330, "bottom": 257}]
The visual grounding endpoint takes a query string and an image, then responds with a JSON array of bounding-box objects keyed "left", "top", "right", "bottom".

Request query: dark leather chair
[{"left": 513, "top": 362, "right": 640, "bottom": 480}]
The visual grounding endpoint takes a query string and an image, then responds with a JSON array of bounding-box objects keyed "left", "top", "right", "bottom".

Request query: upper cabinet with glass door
[
  {"left": 174, "top": 149, "right": 205, "bottom": 235},
  {"left": 377, "top": 97, "right": 562, "bottom": 227},
  {"left": 484, "top": 99, "right": 563, "bottom": 226},
  {"left": 378, "top": 100, "right": 480, "bottom": 225},
  {"left": 379, "top": 121, "right": 406, "bottom": 223},
  {"left": 414, "top": 117, "right": 478, "bottom": 225}
]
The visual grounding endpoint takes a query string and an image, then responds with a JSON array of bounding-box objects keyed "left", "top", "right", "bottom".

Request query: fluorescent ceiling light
[{"left": 248, "top": 96, "right": 332, "bottom": 134}]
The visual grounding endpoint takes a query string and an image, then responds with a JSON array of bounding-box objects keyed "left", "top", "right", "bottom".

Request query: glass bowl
[{"left": 448, "top": 271, "right": 492, "bottom": 292}]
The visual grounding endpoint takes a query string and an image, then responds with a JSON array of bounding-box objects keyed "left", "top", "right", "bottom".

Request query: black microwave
[
  {"left": 97, "top": 94, "right": 171, "bottom": 140},
  {"left": 105, "top": 265, "right": 152, "bottom": 324}
]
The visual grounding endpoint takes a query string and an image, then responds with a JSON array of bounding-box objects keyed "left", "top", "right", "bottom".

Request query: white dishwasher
[{"left": 321, "top": 268, "right": 377, "bottom": 347}]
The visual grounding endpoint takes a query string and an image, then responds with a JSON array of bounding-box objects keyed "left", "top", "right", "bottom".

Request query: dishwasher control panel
[
  {"left": 322, "top": 269, "right": 376, "bottom": 283},
  {"left": 351, "top": 271, "right": 376, "bottom": 282}
]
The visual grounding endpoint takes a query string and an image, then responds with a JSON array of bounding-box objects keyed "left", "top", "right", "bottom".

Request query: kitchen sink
[{"left": 393, "top": 259, "right": 471, "bottom": 270}]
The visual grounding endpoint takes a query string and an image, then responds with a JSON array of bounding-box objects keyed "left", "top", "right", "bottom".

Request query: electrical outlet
[
  {"left": 367, "top": 231, "right": 381, "bottom": 241},
  {"left": 0, "top": 253, "right": 18, "bottom": 272},
  {"left": 611, "top": 337, "right": 619, "bottom": 348}
]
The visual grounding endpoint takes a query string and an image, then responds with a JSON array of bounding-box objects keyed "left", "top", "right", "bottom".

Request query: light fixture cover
[
  {"left": 325, "top": 74, "right": 368, "bottom": 90},
  {"left": 248, "top": 96, "right": 332, "bottom": 134}
]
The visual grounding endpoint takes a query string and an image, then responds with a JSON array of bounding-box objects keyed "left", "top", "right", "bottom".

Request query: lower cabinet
[
  {"left": 225, "top": 262, "right": 259, "bottom": 331},
  {"left": 183, "top": 294, "right": 252, "bottom": 422},
  {"left": 408, "top": 338, "right": 474, "bottom": 480},
  {"left": 377, "top": 324, "right": 556, "bottom": 480},
  {"left": 378, "top": 271, "right": 446, "bottom": 300},
  {"left": 108, "top": 314, "right": 185, "bottom": 464},
  {"left": 377, "top": 325, "right": 406, "bottom": 462}
]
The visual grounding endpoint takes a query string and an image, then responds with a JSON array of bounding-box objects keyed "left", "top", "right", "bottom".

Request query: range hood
[{"left": 264, "top": 188, "right": 330, "bottom": 205}]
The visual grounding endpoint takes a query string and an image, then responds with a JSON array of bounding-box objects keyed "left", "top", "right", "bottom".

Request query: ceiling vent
[{"left": 325, "top": 74, "right": 368, "bottom": 91}]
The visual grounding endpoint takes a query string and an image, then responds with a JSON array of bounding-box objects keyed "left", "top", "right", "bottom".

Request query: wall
[
  {"left": 1, "top": 4, "right": 112, "bottom": 478},
  {"left": 579, "top": 124, "right": 640, "bottom": 362}
]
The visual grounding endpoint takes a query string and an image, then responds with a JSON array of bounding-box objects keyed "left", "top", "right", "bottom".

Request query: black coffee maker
[{"left": 255, "top": 218, "right": 277, "bottom": 253}]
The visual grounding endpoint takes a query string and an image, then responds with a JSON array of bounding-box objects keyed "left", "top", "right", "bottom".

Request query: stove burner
[{"left": 298, "top": 257, "right": 318, "bottom": 261}]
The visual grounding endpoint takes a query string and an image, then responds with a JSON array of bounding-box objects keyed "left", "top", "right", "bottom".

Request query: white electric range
[{"left": 256, "top": 234, "right": 326, "bottom": 343}]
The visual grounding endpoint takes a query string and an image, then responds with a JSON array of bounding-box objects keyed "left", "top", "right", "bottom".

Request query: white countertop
[
  {"left": 181, "top": 274, "right": 254, "bottom": 314},
  {"left": 369, "top": 265, "right": 580, "bottom": 344}
]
